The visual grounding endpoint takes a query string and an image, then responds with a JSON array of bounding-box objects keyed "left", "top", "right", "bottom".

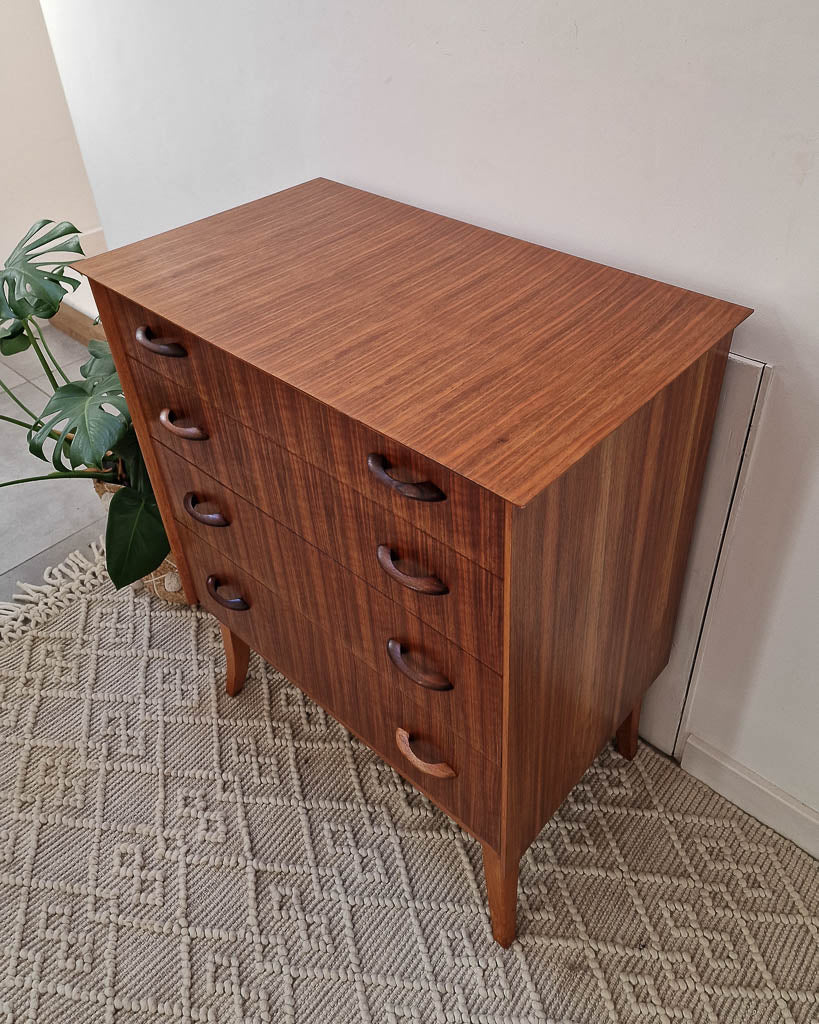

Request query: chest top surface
[{"left": 80, "top": 177, "right": 751, "bottom": 506}]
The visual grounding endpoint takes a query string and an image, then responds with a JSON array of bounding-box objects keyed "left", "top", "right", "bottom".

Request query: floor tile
[
  {"left": 0, "top": 471, "right": 104, "bottom": 576},
  {"left": 0, "top": 363, "right": 26, "bottom": 390},
  {"left": 0, "top": 381, "right": 50, "bottom": 425},
  {"left": 0, "top": 323, "right": 108, "bottom": 594},
  {"left": 0, "top": 343, "right": 47, "bottom": 381},
  {"left": 31, "top": 357, "right": 89, "bottom": 393},
  {"left": 0, "top": 322, "right": 88, "bottom": 382},
  {"left": 0, "top": 515, "right": 107, "bottom": 602},
  {"left": 0, "top": 380, "right": 103, "bottom": 576},
  {"left": 39, "top": 321, "right": 90, "bottom": 364}
]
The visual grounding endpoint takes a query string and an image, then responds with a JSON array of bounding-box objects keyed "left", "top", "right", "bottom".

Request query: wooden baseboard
[
  {"left": 49, "top": 303, "right": 105, "bottom": 346},
  {"left": 681, "top": 734, "right": 819, "bottom": 858}
]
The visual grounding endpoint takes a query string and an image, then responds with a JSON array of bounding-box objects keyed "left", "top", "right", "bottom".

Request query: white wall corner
[
  {"left": 673, "top": 363, "right": 774, "bottom": 753},
  {"left": 640, "top": 353, "right": 766, "bottom": 754},
  {"left": 680, "top": 734, "right": 819, "bottom": 859}
]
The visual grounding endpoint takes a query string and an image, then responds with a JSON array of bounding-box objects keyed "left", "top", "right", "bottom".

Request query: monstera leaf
[
  {"left": 80, "top": 337, "right": 117, "bottom": 380},
  {"left": 105, "top": 486, "right": 169, "bottom": 589},
  {"left": 0, "top": 325, "right": 27, "bottom": 352},
  {"left": 104, "top": 421, "right": 167, "bottom": 588},
  {"left": 28, "top": 372, "right": 131, "bottom": 471},
  {"left": 1, "top": 220, "right": 83, "bottom": 323},
  {"left": 0, "top": 218, "right": 169, "bottom": 591},
  {"left": 0, "top": 288, "right": 25, "bottom": 350},
  {"left": 109, "top": 424, "right": 151, "bottom": 496}
]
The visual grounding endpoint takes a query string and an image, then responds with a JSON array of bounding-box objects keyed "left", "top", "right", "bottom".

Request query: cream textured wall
[
  {"left": 2, "top": 0, "right": 104, "bottom": 313},
  {"left": 1, "top": 0, "right": 99, "bottom": 253},
  {"left": 40, "top": 1, "right": 818, "bottom": 811}
]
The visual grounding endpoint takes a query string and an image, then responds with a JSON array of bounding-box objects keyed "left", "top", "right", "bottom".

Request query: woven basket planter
[{"left": 93, "top": 479, "right": 188, "bottom": 605}]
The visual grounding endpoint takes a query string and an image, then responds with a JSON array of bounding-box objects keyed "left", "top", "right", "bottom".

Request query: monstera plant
[{"left": 0, "top": 220, "right": 169, "bottom": 587}]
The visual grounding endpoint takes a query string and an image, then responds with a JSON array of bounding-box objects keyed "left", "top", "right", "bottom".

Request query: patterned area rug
[{"left": 0, "top": 547, "right": 816, "bottom": 1024}]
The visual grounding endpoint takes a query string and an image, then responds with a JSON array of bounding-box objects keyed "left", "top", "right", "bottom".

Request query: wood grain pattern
[
  {"left": 171, "top": 510, "right": 502, "bottom": 761},
  {"left": 130, "top": 360, "right": 503, "bottom": 672},
  {"left": 481, "top": 845, "right": 518, "bottom": 948},
  {"left": 615, "top": 700, "right": 641, "bottom": 761},
  {"left": 89, "top": 283, "right": 197, "bottom": 604},
  {"left": 376, "top": 545, "right": 448, "bottom": 595},
  {"left": 395, "top": 728, "right": 456, "bottom": 779},
  {"left": 220, "top": 624, "right": 249, "bottom": 697},
  {"left": 85, "top": 187, "right": 751, "bottom": 947},
  {"left": 105, "top": 291, "right": 503, "bottom": 571},
  {"left": 178, "top": 521, "right": 500, "bottom": 846},
  {"left": 387, "top": 638, "right": 452, "bottom": 691},
  {"left": 500, "top": 335, "right": 731, "bottom": 869},
  {"left": 79, "top": 179, "right": 751, "bottom": 505}
]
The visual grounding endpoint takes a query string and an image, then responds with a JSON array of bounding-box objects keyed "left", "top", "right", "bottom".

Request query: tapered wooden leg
[
  {"left": 615, "top": 699, "right": 641, "bottom": 760},
  {"left": 220, "top": 623, "right": 249, "bottom": 697},
  {"left": 482, "top": 845, "right": 518, "bottom": 947}
]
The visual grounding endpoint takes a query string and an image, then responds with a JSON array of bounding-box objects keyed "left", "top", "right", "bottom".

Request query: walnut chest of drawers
[{"left": 81, "top": 178, "right": 752, "bottom": 946}]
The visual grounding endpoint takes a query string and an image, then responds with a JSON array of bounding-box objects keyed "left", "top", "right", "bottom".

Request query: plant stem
[
  {"left": 0, "top": 412, "right": 35, "bottom": 429},
  {"left": 0, "top": 375, "right": 80, "bottom": 458},
  {"left": 32, "top": 319, "right": 70, "bottom": 384},
  {"left": 0, "top": 407, "right": 67, "bottom": 449},
  {"left": 0, "top": 374, "right": 42, "bottom": 424},
  {"left": 23, "top": 323, "right": 59, "bottom": 391},
  {"left": 0, "top": 468, "right": 115, "bottom": 488}
]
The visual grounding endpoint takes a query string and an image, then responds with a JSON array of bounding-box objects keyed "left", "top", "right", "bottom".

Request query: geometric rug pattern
[{"left": 0, "top": 547, "right": 816, "bottom": 1023}]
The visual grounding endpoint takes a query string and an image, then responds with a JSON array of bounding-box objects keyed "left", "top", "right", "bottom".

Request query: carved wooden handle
[
  {"left": 206, "top": 574, "right": 249, "bottom": 611},
  {"left": 183, "top": 492, "right": 229, "bottom": 527},
  {"left": 395, "top": 728, "right": 456, "bottom": 778},
  {"left": 159, "top": 407, "right": 208, "bottom": 441},
  {"left": 366, "top": 454, "right": 445, "bottom": 502},
  {"left": 387, "top": 639, "right": 452, "bottom": 691},
  {"left": 135, "top": 324, "right": 187, "bottom": 358},
  {"left": 376, "top": 545, "right": 448, "bottom": 595}
]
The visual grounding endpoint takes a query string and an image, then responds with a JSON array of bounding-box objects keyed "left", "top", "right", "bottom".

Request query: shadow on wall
[{"left": 687, "top": 310, "right": 819, "bottom": 776}]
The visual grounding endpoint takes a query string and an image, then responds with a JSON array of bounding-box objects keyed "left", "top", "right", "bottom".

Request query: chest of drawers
[{"left": 80, "top": 178, "right": 751, "bottom": 946}]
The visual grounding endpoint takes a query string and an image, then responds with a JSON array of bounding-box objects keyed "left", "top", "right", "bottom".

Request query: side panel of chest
[{"left": 501, "top": 333, "right": 732, "bottom": 865}]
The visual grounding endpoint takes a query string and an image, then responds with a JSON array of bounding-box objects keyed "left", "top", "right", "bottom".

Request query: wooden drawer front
[
  {"left": 173, "top": 514, "right": 501, "bottom": 760},
  {"left": 178, "top": 524, "right": 500, "bottom": 846},
  {"left": 107, "top": 289, "right": 214, "bottom": 392},
  {"left": 336, "top": 665, "right": 501, "bottom": 850},
  {"left": 131, "top": 358, "right": 502, "bottom": 672},
  {"left": 107, "top": 290, "right": 502, "bottom": 572}
]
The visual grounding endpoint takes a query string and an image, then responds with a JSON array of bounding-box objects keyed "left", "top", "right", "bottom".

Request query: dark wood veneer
[
  {"left": 130, "top": 364, "right": 503, "bottom": 672},
  {"left": 221, "top": 624, "right": 249, "bottom": 698},
  {"left": 179, "top": 521, "right": 500, "bottom": 846},
  {"left": 108, "top": 291, "right": 504, "bottom": 572},
  {"left": 168, "top": 493, "right": 502, "bottom": 761},
  {"left": 91, "top": 287, "right": 196, "bottom": 605},
  {"left": 501, "top": 336, "right": 731, "bottom": 868},
  {"left": 81, "top": 178, "right": 750, "bottom": 506},
  {"left": 84, "top": 178, "right": 751, "bottom": 947}
]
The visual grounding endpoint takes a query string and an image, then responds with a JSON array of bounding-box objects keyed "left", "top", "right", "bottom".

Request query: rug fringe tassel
[{"left": 0, "top": 537, "right": 107, "bottom": 643}]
